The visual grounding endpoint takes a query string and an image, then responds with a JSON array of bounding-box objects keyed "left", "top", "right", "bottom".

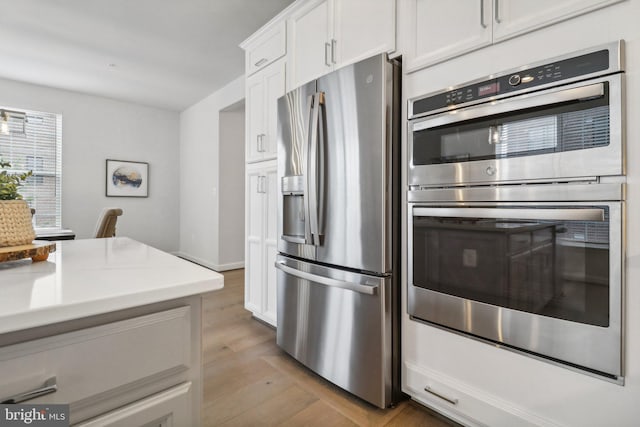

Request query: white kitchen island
[{"left": 0, "top": 237, "right": 223, "bottom": 426}]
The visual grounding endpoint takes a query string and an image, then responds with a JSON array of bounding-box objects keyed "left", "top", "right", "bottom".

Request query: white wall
[
  {"left": 0, "top": 77, "right": 180, "bottom": 252},
  {"left": 178, "top": 75, "right": 245, "bottom": 270},
  {"left": 219, "top": 102, "right": 246, "bottom": 267}
]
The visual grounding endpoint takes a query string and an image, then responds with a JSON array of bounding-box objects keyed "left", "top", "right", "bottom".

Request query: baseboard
[{"left": 172, "top": 252, "right": 244, "bottom": 272}]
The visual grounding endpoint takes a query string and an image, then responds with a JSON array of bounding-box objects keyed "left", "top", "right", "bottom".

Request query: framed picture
[{"left": 106, "top": 159, "right": 149, "bottom": 197}]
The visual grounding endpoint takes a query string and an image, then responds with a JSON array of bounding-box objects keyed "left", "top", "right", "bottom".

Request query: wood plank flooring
[{"left": 202, "top": 269, "right": 459, "bottom": 427}]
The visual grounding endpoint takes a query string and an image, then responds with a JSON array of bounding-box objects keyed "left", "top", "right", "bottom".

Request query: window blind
[{"left": 0, "top": 107, "right": 62, "bottom": 229}]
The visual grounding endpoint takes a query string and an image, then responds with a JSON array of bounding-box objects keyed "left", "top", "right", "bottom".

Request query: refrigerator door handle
[
  {"left": 307, "top": 92, "right": 322, "bottom": 246},
  {"left": 275, "top": 261, "right": 378, "bottom": 295},
  {"left": 303, "top": 93, "right": 316, "bottom": 245}
]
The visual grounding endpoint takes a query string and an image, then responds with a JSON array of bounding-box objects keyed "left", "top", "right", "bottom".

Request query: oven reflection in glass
[{"left": 413, "top": 214, "right": 609, "bottom": 327}]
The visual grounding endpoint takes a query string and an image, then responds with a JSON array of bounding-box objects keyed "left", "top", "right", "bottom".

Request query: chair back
[{"left": 94, "top": 208, "right": 123, "bottom": 238}]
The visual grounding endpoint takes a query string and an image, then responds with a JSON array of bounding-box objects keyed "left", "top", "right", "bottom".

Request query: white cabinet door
[
  {"left": 333, "top": 0, "right": 396, "bottom": 67},
  {"left": 289, "top": 0, "right": 332, "bottom": 88},
  {"left": 244, "top": 161, "right": 278, "bottom": 326},
  {"left": 245, "top": 73, "right": 265, "bottom": 163},
  {"left": 492, "top": 0, "right": 624, "bottom": 41},
  {"left": 406, "top": 0, "right": 491, "bottom": 72},
  {"left": 245, "top": 167, "right": 264, "bottom": 314},
  {"left": 406, "top": 0, "right": 623, "bottom": 72},
  {"left": 262, "top": 167, "right": 279, "bottom": 324},
  {"left": 246, "top": 60, "right": 285, "bottom": 163},
  {"left": 76, "top": 382, "right": 193, "bottom": 427}
]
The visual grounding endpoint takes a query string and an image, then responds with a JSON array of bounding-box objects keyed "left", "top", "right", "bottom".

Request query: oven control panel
[{"left": 411, "top": 46, "right": 613, "bottom": 118}]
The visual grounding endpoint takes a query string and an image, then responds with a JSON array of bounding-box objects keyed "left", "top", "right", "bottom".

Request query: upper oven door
[{"left": 409, "top": 74, "right": 623, "bottom": 187}]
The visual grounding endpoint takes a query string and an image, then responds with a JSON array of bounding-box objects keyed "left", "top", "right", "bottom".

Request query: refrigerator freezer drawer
[{"left": 275, "top": 255, "right": 393, "bottom": 408}]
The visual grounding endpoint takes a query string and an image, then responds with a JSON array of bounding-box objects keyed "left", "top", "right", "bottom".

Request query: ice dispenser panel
[{"left": 282, "top": 175, "right": 306, "bottom": 242}]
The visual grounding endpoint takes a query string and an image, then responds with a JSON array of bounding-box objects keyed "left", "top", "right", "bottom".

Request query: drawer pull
[
  {"left": 1, "top": 377, "right": 57, "bottom": 404},
  {"left": 424, "top": 385, "right": 458, "bottom": 405},
  {"left": 254, "top": 58, "right": 269, "bottom": 67}
]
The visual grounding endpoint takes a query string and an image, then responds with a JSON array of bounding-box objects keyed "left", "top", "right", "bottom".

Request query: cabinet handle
[
  {"left": 324, "top": 42, "right": 331, "bottom": 67},
  {"left": 480, "top": 0, "right": 487, "bottom": 28},
  {"left": 254, "top": 58, "right": 268, "bottom": 67},
  {"left": 256, "top": 134, "right": 261, "bottom": 153},
  {"left": 256, "top": 176, "right": 262, "bottom": 193},
  {"left": 494, "top": 0, "right": 501, "bottom": 23},
  {"left": 260, "top": 134, "right": 267, "bottom": 152},
  {"left": 331, "top": 39, "right": 337, "bottom": 64},
  {"left": 424, "top": 385, "right": 458, "bottom": 405},
  {"left": 261, "top": 176, "right": 267, "bottom": 194},
  {"left": 1, "top": 377, "right": 57, "bottom": 404}
]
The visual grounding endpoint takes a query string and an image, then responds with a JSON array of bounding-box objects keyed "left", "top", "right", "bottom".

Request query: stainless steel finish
[
  {"left": 276, "top": 254, "right": 393, "bottom": 408},
  {"left": 275, "top": 260, "right": 378, "bottom": 295},
  {"left": 408, "top": 182, "right": 625, "bottom": 203},
  {"left": 254, "top": 58, "right": 269, "bottom": 67},
  {"left": 408, "top": 74, "right": 624, "bottom": 187},
  {"left": 331, "top": 39, "right": 337, "bottom": 64},
  {"left": 1, "top": 377, "right": 57, "bottom": 404},
  {"left": 494, "top": 0, "right": 501, "bottom": 23},
  {"left": 325, "top": 42, "right": 331, "bottom": 67},
  {"left": 480, "top": 0, "right": 487, "bottom": 28},
  {"left": 424, "top": 386, "right": 458, "bottom": 405},
  {"left": 411, "top": 82, "right": 605, "bottom": 133},
  {"left": 408, "top": 40, "right": 624, "bottom": 120},
  {"left": 407, "top": 198, "right": 624, "bottom": 376},
  {"left": 278, "top": 80, "right": 317, "bottom": 258},
  {"left": 276, "top": 54, "right": 401, "bottom": 408},
  {"left": 413, "top": 207, "right": 605, "bottom": 221},
  {"left": 278, "top": 54, "right": 398, "bottom": 273}
]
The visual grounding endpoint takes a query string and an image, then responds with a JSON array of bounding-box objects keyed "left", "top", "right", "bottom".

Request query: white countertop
[{"left": 0, "top": 238, "right": 224, "bottom": 335}]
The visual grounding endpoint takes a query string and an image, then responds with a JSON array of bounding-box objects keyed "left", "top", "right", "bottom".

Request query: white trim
[{"left": 172, "top": 252, "right": 244, "bottom": 272}]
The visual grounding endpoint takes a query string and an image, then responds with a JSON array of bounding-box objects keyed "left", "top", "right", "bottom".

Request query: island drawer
[{"left": 0, "top": 306, "right": 192, "bottom": 423}]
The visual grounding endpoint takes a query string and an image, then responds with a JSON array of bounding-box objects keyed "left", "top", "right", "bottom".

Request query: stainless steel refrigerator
[{"left": 275, "top": 54, "right": 400, "bottom": 408}]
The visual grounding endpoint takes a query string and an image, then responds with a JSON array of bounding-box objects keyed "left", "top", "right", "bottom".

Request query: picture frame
[{"left": 105, "top": 159, "right": 149, "bottom": 197}]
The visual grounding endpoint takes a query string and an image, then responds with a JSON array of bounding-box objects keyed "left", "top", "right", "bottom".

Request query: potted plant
[{"left": 0, "top": 160, "right": 35, "bottom": 247}]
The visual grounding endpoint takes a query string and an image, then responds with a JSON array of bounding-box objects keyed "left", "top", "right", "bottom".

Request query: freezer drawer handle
[
  {"left": 1, "top": 377, "right": 57, "bottom": 404},
  {"left": 275, "top": 261, "right": 378, "bottom": 295}
]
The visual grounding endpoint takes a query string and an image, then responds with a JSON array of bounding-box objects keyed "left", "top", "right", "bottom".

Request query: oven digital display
[{"left": 478, "top": 82, "right": 499, "bottom": 97}]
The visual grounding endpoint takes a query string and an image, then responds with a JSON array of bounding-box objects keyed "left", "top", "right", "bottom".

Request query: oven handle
[
  {"left": 412, "top": 82, "right": 605, "bottom": 131},
  {"left": 413, "top": 207, "right": 605, "bottom": 222}
]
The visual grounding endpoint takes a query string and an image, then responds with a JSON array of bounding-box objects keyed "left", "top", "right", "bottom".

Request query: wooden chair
[{"left": 94, "top": 208, "right": 123, "bottom": 238}]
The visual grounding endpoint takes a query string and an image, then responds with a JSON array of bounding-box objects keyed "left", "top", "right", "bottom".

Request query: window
[{"left": 0, "top": 107, "right": 62, "bottom": 229}]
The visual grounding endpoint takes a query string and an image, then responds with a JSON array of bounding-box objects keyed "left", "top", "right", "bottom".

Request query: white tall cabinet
[
  {"left": 244, "top": 160, "right": 278, "bottom": 325},
  {"left": 241, "top": 17, "right": 287, "bottom": 326}
]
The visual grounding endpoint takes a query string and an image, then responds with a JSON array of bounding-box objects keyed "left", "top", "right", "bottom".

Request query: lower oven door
[{"left": 408, "top": 201, "right": 623, "bottom": 378}]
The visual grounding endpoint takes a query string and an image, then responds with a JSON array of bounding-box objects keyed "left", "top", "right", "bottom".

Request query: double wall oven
[{"left": 407, "top": 41, "right": 625, "bottom": 380}]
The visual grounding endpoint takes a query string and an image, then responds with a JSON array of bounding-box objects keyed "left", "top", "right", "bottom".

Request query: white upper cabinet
[
  {"left": 407, "top": 0, "right": 491, "bottom": 71},
  {"left": 288, "top": 0, "right": 396, "bottom": 88},
  {"left": 492, "top": 0, "right": 624, "bottom": 41},
  {"left": 406, "top": 0, "right": 624, "bottom": 72},
  {"left": 244, "top": 20, "right": 287, "bottom": 76},
  {"left": 245, "top": 59, "right": 285, "bottom": 163}
]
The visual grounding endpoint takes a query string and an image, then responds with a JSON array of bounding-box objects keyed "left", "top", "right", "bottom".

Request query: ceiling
[{"left": 0, "top": 0, "right": 295, "bottom": 111}]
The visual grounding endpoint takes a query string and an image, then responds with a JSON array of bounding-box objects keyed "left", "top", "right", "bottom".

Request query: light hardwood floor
[{"left": 202, "top": 269, "right": 459, "bottom": 427}]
